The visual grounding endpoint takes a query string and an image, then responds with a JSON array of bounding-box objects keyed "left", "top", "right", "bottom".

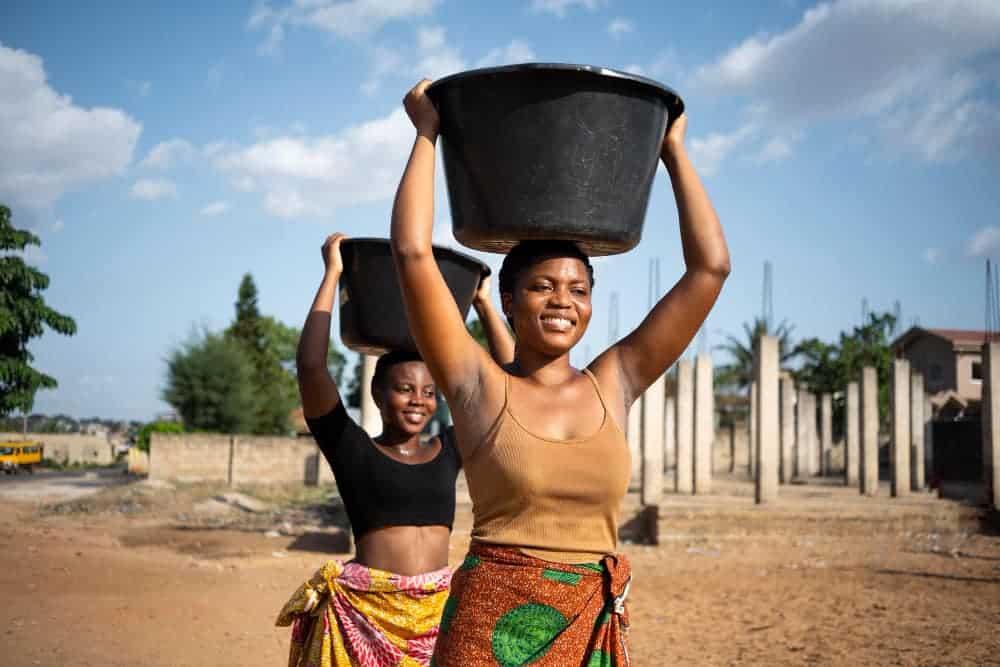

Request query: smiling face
[
  {"left": 373, "top": 361, "right": 438, "bottom": 436},
  {"left": 502, "top": 255, "right": 593, "bottom": 357}
]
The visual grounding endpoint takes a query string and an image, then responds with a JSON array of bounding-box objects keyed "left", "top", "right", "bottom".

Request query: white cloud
[
  {"left": 250, "top": 0, "right": 438, "bottom": 52},
  {"left": 199, "top": 201, "right": 230, "bottom": 217},
  {"left": 52, "top": 219, "right": 64, "bottom": 233},
  {"left": 476, "top": 40, "right": 536, "bottom": 68},
  {"left": 755, "top": 136, "right": 794, "bottom": 163},
  {"left": 529, "top": 0, "right": 604, "bottom": 18},
  {"left": 923, "top": 247, "right": 941, "bottom": 265},
  {"left": 139, "top": 139, "right": 195, "bottom": 169},
  {"left": 0, "top": 43, "right": 141, "bottom": 212},
  {"left": 968, "top": 227, "right": 1000, "bottom": 258},
  {"left": 130, "top": 179, "right": 177, "bottom": 201},
  {"left": 414, "top": 26, "right": 465, "bottom": 79},
  {"left": 688, "top": 124, "right": 755, "bottom": 176},
  {"left": 362, "top": 46, "right": 405, "bottom": 94},
  {"left": 212, "top": 106, "right": 414, "bottom": 219},
  {"left": 693, "top": 0, "right": 1000, "bottom": 162},
  {"left": 608, "top": 18, "right": 634, "bottom": 37},
  {"left": 19, "top": 244, "right": 47, "bottom": 265}
]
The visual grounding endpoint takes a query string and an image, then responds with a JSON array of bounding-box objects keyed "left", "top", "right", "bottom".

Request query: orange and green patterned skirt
[
  {"left": 276, "top": 559, "right": 452, "bottom": 667},
  {"left": 431, "top": 543, "right": 632, "bottom": 667}
]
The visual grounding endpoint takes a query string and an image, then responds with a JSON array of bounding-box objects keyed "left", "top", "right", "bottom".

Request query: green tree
[
  {"left": 715, "top": 316, "right": 799, "bottom": 392},
  {"left": 795, "top": 311, "right": 897, "bottom": 436},
  {"left": 225, "top": 274, "right": 298, "bottom": 435},
  {"left": 162, "top": 330, "right": 256, "bottom": 433},
  {"left": 0, "top": 205, "right": 77, "bottom": 417}
]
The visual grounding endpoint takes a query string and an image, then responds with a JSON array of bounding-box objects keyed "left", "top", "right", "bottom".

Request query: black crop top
[{"left": 306, "top": 402, "right": 461, "bottom": 542}]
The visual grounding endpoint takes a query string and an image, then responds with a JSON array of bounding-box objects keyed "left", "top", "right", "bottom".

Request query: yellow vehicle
[{"left": 0, "top": 441, "right": 43, "bottom": 474}]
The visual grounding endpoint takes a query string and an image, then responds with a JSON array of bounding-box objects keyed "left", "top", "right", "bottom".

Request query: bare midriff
[{"left": 354, "top": 525, "right": 451, "bottom": 575}]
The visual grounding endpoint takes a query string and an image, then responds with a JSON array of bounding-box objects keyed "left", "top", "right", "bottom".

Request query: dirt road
[{"left": 2, "top": 476, "right": 999, "bottom": 666}]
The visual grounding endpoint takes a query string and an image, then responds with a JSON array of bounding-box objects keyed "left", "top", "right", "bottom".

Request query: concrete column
[
  {"left": 664, "top": 395, "right": 676, "bottom": 471},
  {"left": 360, "top": 354, "right": 380, "bottom": 437},
  {"left": 796, "top": 387, "right": 810, "bottom": 479},
  {"left": 910, "top": 373, "right": 925, "bottom": 491},
  {"left": 807, "top": 393, "right": 820, "bottom": 476},
  {"left": 845, "top": 381, "right": 860, "bottom": 487},
  {"left": 984, "top": 342, "right": 1000, "bottom": 511},
  {"left": 779, "top": 376, "right": 795, "bottom": 484},
  {"left": 860, "top": 367, "right": 879, "bottom": 496},
  {"left": 641, "top": 374, "right": 666, "bottom": 505},
  {"left": 924, "top": 396, "right": 934, "bottom": 486},
  {"left": 820, "top": 393, "right": 832, "bottom": 476},
  {"left": 755, "top": 336, "right": 780, "bottom": 504},
  {"left": 627, "top": 398, "right": 642, "bottom": 491},
  {"left": 748, "top": 381, "right": 757, "bottom": 478},
  {"left": 675, "top": 359, "right": 694, "bottom": 494},
  {"left": 694, "top": 354, "right": 714, "bottom": 494},
  {"left": 890, "top": 358, "right": 911, "bottom": 497}
]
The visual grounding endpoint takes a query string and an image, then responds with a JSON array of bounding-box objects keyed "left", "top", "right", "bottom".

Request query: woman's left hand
[
  {"left": 404, "top": 79, "right": 440, "bottom": 139},
  {"left": 661, "top": 112, "right": 687, "bottom": 159},
  {"left": 473, "top": 273, "right": 492, "bottom": 306}
]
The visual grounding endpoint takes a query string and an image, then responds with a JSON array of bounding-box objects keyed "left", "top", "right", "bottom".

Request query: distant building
[{"left": 891, "top": 327, "right": 986, "bottom": 420}]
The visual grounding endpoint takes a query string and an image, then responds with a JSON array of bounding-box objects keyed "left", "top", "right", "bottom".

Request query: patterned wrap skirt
[
  {"left": 276, "top": 559, "right": 452, "bottom": 667},
  {"left": 431, "top": 543, "right": 632, "bottom": 666}
]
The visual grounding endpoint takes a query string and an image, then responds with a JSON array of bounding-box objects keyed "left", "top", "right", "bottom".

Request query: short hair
[
  {"left": 498, "top": 240, "right": 595, "bottom": 297},
  {"left": 371, "top": 349, "right": 425, "bottom": 393}
]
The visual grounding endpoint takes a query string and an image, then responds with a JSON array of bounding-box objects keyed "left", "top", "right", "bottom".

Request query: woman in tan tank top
[{"left": 391, "top": 78, "right": 730, "bottom": 666}]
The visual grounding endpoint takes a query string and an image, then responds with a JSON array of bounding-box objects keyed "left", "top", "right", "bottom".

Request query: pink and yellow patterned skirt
[{"left": 276, "top": 559, "right": 452, "bottom": 667}]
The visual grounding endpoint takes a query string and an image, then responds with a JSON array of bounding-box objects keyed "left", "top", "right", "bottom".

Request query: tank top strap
[{"left": 582, "top": 368, "right": 610, "bottom": 412}]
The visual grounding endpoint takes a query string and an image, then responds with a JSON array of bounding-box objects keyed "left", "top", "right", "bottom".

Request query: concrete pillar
[
  {"left": 664, "top": 395, "right": 676, "bottom": 471},
  {"left": 807, "top": 393, "right": 820, "bottom": 476},
  {"left": 845, "top": 381, "right": 860, "bottom": 487},
  {"left": 984, "top": 342, "right": 1000, "bottom": 511},
  {"left": 360, "top": 354, "right": 380, "bottom": 437},
  {"left": 755, "top": 336, "right": 780, "bottom": 504},
  {"left": 924, "top": 396, "right": 934, "bottom": 486},
  {"left": 694, "top": 354, "right": 714, "bottom": 494},
  {"left": 779, "top": 376, "right": 795, "bottom": 484},
  {"left": 748, "top": 381, "right": 757, "bottom": 478},
  {"left": 890, "top": 358, "right": 911, "bottom": 497},
  {"left": 627, "top": 397, "right": 642, "bottom": 491},
  {"left": 641, "top": 374, "right": 665, "bottom": 505},
  {"left": 675, "top": 359, "right": 694, "bottom": 494},
  {"left": 860, "top": 367, "right": 879, "bottom": 496},
  {"left": 795, "top": 387, "right": 810, "bottom": 479},
  {"left": 910, "top": 373, "right": 925, "bottom": 491},
  {"left": 820, "top": 393, "right": 832, "bottom": 476}
]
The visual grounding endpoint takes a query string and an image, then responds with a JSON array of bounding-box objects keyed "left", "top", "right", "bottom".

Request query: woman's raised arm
[
  {"left": 297, "top": 233, "right": 347, "bottom": 418},
  {"left": 390, "top": 80, "right": 493, "bottom": 403},
  {"left": 595, "top": 114, "right": 731, "bottom": 408}
]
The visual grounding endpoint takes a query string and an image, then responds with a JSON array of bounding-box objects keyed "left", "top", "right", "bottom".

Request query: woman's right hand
[
  {"left": 321, "top": 233, "right": 347, "bottom": 276},
  {"left": 403, "top": 79, "right": 440, "bottom": 139}
]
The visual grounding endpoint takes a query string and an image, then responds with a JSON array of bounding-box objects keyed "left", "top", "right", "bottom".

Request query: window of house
[{"left": 972, "top": 361, "right": 983, "bottom": 382}]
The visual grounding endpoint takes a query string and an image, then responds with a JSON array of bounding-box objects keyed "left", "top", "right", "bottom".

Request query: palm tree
[{"left": 714, "top": 316, "right": 799, "bottom": 393}]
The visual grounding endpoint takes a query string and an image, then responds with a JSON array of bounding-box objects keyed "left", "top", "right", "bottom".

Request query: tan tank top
[{"left": 463, "top": 369, "right": 631, "bottom": 563}]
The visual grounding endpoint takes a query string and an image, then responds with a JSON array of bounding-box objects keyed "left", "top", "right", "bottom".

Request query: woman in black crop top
[{"left": 275, "top": 232, "right": 514, "bottom": 666}]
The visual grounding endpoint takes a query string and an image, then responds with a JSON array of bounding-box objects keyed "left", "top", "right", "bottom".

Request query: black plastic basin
[
  {"left": 339, "top": 238, "right": 489, "bottom": 355},
  {"left": 427, "top": 63, "right": 684, "bottom": 256}
]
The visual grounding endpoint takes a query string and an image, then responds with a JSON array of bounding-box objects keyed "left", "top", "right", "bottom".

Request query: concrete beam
[
  {"left": 845, "top": 381, "right": 860, "bottom": 487},
  {"left": 984, "top": 342, "right": 1000, "bottom": 511},
  {"left": 664, "top": 395, "right": 676, "bottom": 472},
  {"left": 749, "top": 381, "right": 757, "bottom": 478},
  {"left": 641, "top": 374, "right": 666, "bottom": 505},
  {"left": 755, "top": 336, "right": 780, "bottom": 504},
  {"left": 910, "top": 373, "right": 925, "bottom": 491},
  {"left": 694, "top": 354, "right": 714, "bottom": 494},
  {"left": 890, "top": 359, "right": 911, "bottom": 497},
  {"left": 360, "top": 354, "right": 380, "bottom": 437},
  {"left": 796, "top": 387, "right": 810, "bottom": 479},
  {"left": 860, "top": 367, "right": 879, "bottom": 496},
  {"left": 820, "top": 393, "right": 833, "bottom": 476},
  {"left": 627, "top": 396, "right": 642, "bottom": 491},
  {"left": 675, "top": 359, "right": 694, "bottom": 494},
  {"left": 780, "top": 376, "right": 795, "bottom": 484}
]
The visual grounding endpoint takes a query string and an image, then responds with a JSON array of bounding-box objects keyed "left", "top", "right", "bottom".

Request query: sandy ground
[{"left": 2, "top": 471, "right": 999, "bottom": 666}]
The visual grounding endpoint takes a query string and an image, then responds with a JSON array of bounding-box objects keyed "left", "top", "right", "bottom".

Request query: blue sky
[{"left": 2, "top": 0, "right": 999, "bottom": 421}]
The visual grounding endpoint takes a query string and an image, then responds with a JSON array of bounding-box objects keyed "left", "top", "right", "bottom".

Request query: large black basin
[
  {"left": 339, "top": 238, "right": 489, "bottom": 355},
  {"left": 427, "top": 63, "right": 684, "bottom": 256}
]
